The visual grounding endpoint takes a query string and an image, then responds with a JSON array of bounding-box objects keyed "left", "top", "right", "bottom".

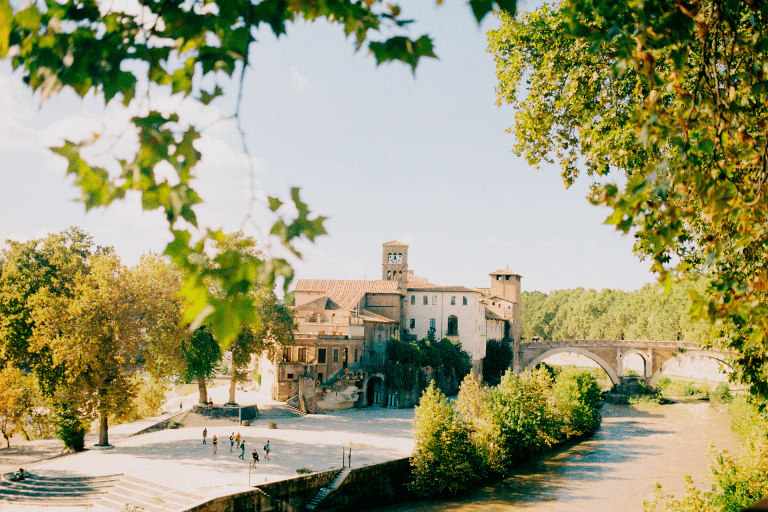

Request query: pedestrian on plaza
[
  {"left": 239, "top": 441, "right": 245, "bottom": 459},
  {"left": 252, "top": 449, "right": 259, "bottom": 466},
  {"left": 208, "top": 398, "right": 213, "bottom": 409},
  {"left": 264, "top": 440, "right": 270, "bottom": 460},
  {"left": 212, "top": 435, "right": 218, "bottom": 454},
  {"left": 236, "top": 432, "right": 241, "bottom": 448},
  {"left": 179, "top": 402, "right": 183, "bottom": 412},
  {"left": 202, "top": 428, "right": 207, "bottom": 444},
  {"left": 230, "top": 433, "right": 234, "bottom": 452}
]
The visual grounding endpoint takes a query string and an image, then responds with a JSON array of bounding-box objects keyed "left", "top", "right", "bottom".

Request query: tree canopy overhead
[{"left": 489, "top": 0, "right": 768, "bottom": 401}]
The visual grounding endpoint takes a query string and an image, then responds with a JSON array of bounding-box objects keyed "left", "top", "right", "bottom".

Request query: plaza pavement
[{"left": 0, "top": 383, "right": 415, "bottom": 512}]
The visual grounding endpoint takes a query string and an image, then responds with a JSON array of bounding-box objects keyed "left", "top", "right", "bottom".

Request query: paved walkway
[{"left": 0, "top": 383, "right": 415, "bottom": 512}]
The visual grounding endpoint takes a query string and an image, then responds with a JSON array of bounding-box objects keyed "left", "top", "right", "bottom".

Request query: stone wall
[
  {"left": 184, "top": 487, "right": 295, "bottom": 512},
  {"left": 322, "top": 458, "right": 414, "bottom": 511},
  {"left": 259, "top": 469, "right": 342, "bottom": 511}
]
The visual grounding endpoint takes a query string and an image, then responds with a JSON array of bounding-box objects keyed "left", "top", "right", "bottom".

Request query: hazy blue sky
[{"left": 0, "top": 0, "right": 656, "bottom": 294}]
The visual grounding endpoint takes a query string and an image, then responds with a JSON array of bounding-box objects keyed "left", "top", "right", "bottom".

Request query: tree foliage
[
  {"left": 483, "top": 339, "right": 512, "bottom": 384},
  {"left": 521, "top": 283, "right": 713, "bottom": 342},
  {"left": 0, "top": 365, "right": 39, "bottom": 447},
  {"left": 414, "top": 368, "right": 603, "bottom": 495},
  {"left": 489, "top": 0, "right": 768, "bottom": 402},
  {"left": 383, "top": 337, "right": 471, "bottom": 392},
  {"left": 410, "top": 382, "right": 485, "bottom": 497},
  {"left": 30, "top": 253, "right": 187, "bottom": 446},
  {"left": 180, "top": 325, "right": 222, "bottom": 404}
]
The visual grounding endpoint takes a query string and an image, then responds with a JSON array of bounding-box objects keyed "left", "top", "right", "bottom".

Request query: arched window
[
  {"left": 387, "top": 270, "right": 392, "bottom": 279},
  {"left": 447, "top": 315, "right": 458, "bottom": 336}
]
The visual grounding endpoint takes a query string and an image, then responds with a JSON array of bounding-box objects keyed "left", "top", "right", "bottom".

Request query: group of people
[{"left": 202, "top": 428, "right": 270, "bottom": 465}]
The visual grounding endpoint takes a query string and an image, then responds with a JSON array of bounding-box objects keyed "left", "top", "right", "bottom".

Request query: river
[{"left": 369, "top": 402, "right": 739, "bottom": 512}]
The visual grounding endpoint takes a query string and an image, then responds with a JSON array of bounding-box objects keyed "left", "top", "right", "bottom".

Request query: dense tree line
[
  {"left": 382, "top": 337, "right": 472, "bottom": 395},
  {"left": 521, "top": 282, "right": 713, "bottom": 343},
  {"left": 411, "top": 367, "right": 603, "bottom": 497}
]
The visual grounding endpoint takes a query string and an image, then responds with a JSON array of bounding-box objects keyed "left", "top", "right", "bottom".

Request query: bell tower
[{"left": 382, "top": 241, "right": 409, "bottom": 292}]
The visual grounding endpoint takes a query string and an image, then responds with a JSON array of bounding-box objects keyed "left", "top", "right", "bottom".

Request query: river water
[{"left": 369, "top": 402, "right": 739, "bottom": 512}]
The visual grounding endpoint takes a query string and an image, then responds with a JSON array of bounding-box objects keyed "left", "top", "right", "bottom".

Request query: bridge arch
[
  {"left": 649, "top": 351, "right": 731, "bottom": 388},
  {"left": 620, "top": 349, "right": 650, "bottom": 377},
  {"left": 525, "top": 347, "right": 621, "bottom": 386}
]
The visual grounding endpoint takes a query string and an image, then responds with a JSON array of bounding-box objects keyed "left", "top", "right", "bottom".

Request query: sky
[{"left": 0, "top": 0, "right": 657, "bottom": 294}]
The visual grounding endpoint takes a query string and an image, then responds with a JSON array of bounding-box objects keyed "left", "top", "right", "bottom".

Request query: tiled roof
[
  {"left": 485, "top": 308, "right": 504, "bottom": 320},
  {"left": 359, "top": 309, "right": 398, "bottom": 323},
  {"left": 294, "top": 280, "right": 401, "bottom": 310},
  {"left": 407, "top": 286, "right": 476, "bottom": 293},
  {"left": 382, "top": 240, "right": 409, "bottom": 247},
  {"left": 407, "top": 272, "right": 436, "bottom": 287},
  {"left": 490, "top": 266, "right": 521, "bottom": 276},
  {"left": 294, "top": 310, "right": 314, "bottom": 318}
]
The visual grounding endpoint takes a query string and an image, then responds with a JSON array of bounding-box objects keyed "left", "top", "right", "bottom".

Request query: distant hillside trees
[{"left": 521, "top": 282, "right": 713, "bottom": 343}]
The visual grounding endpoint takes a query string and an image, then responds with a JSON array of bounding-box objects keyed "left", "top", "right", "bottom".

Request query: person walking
[
  {"left": 239, "top": 441, "right": 246, "bottom": 459},
  {"left": 202, "top": 428, "right": 207, "bottom": 444},
  {"left": 212, "top": 435, "right": 218, "bottom": 454},
  {"left": 236, "top": 432, "right": 241, "bottom": 448},
  {"left": 251, "top": 449, "right": 259, "bottom": 466},
  {"left": 264, "top": 440, "right": 270, "bottom": 460},
  {"left": 230, "top": 433, "right": 234, "bottom": 452}
]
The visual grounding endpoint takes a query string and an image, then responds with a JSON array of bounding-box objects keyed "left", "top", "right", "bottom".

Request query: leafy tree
[
  {"left": 179, "top": 325, "right": 222, "bottom": 404},
  {"left": 1, "top": 0, "right": 516, "bottom": 351},
  {"left": 483, "top": 339, "right": 512, "bottom": 385},
  {"left": 489, "top": 0, "right": 768, "bottom": 402},
  {"left": 410, "top": 382, "right": 485, "bottom": 497},
  {"left": 551, "top": 367, "right": 602, "bottom": 439},
  {"left": 30, "top": 254, "right": 186, "bottom": 446},
  {"left": 0, "top": 228, "right": 107, "bottom": 393},
  {"left": 0, "top": 365, "right": 37, "bottom": 447},
  {"left": 227, "top": 288, "right": 294, "bottom": 404}
]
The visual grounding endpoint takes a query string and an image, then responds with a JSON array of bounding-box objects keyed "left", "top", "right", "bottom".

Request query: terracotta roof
[
  {"left": 407, "top": 286, "right": 476, "bottom": 293},
  {"left": 359, "top": 309, "right": 398, "bottom": 323},
  {"left": 382, "top": 240, "right": 409, "bottom": 247},
  {"left": 294, "top": 310, "right": 314, "bottom": 318},
  {"left": 485, "top": 308, "right": 504, "bottom": 321},
  {"left": 407, "top": 272, "right": 436, "bottom": 287},
  {"left": 294, "top": 280, "right": 401, "bottom": 310},
  {"left": 490, "top": 265, "right": 521, "bottom": 277}
]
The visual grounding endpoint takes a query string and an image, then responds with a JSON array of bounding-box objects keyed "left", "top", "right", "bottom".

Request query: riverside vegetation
[{"left": 410, "top": 367, "right": 603, "bottom": 497}]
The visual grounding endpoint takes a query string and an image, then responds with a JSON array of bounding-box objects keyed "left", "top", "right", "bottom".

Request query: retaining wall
[{"left": 322, "top": 458, "right": 414, "bottom": 511}]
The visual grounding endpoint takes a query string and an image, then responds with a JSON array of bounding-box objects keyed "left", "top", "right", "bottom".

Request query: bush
[
  {"left": 710, "top": 382, "right": 732, "bottom": 405},
  {"left": 484, "top": 339, "right": 512, "bottom": 385},
  {"left": 552, "top": 367, "right": 603, "bottom": 438},
  {"left": 410, "top": 383, "right": 485, "bottom": 497},
  {"left": 55, "top": 408, "right": 88, "bottom": 452}
]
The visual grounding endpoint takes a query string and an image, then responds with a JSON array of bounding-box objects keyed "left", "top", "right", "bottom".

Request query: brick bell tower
[{"left": 382, "top": 241, "right": 409, "bottom": 339}]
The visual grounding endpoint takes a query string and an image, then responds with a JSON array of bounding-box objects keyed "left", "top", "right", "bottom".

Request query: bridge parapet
[{"left": 514, "top": 339, "right": 730, "bottom": 388}]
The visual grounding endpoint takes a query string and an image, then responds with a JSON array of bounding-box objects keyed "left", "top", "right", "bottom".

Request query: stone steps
[
  {"left": 0, "top": 472, "right": 202, "bottom": 511},
  {"left": 305, "top": 467, "right": 351, "bottom": 511}
]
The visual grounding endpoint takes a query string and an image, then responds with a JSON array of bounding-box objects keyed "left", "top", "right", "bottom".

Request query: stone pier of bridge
[{"left": 511, "top": 339, "right": 729, "bottom": 388}]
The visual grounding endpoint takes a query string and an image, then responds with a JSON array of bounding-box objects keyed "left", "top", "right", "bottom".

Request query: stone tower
[
  {"left": 489, "top": 266, "right": 522, "bottom": 342},
  {"left": 382, "top": 241, "right": 409, "bottom": 293}
]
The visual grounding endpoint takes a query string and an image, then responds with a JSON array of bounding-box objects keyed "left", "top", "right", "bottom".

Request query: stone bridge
[{"left": 512, "top": 339, "right": 730, "bottom": 388}]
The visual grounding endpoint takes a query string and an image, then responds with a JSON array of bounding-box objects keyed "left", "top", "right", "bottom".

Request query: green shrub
[
  {"left": 410, "top": 383, "right": 485, "bottom": 496},
  {"left": 710, "top": 383, "right": 732, "bottom": 404},
  {"left": 552, "top": 367, "right": 603, "bottom": 438},
  {"left": 55, "top": 408, "right": 89, "bottom": 452}
]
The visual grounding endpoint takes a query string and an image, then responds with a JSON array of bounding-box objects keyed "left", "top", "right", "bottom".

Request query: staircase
[
  {"left": 304, "top": 467, "right": 351, "bottom": 511},
  {"left": 0, "top": 472, "right": 202, "bottom": 512}
]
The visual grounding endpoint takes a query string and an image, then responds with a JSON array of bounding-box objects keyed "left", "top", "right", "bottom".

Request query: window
[
  {"left": 447, "top": 315, "right": 458, "bottom": 335},
  {"left": 410, "top": 318, "right": 415, "bottom": 329},
  {"left": 287, "top": 373, "right": 294, "bottom": 379},
  {"left": 430, "top": 318, "right": 436, "bottom": 330},
  {"left": 463, "top": 296, "right": 468, "bottom": 306},
  {"left": 387, "top": 270, "right": 392, "bottom": 279},
  {"left": 318, "top": 348, "right": 327, "bottom": 364},
  {"left": 297, "top": 347, "right": 307, "bottom": 362},
  {"left": 451, "top": 296, "right": 456, "bottom": 305},
  {"left": 354, "top": 348, "right": 358, "bottom": 362},
  {"left": 333, "top": 349, "right": 339, "bottom": 363},
  {"left": 423, "top": 296, "right": 428, "bottom": 305},
  {"left": 432, "top": 295, "right": 437, "bottom": 305},
  {"left": 282, "top": 347, "right": 291, "bottom": 362},
  {"left": 318, "top": 372, "right": 324, "bottom": 381},
  {"left": 411, "top": 295, "right": 415, "bottom": 305}
]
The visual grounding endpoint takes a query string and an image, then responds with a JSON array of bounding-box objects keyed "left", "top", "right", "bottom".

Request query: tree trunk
[
  {"left": 3, "top": 432, "right": 9, "bottom": 448},
  {"left": 98, "top": 407, "right": 109, "bottom": 446},
  {"left": 198, "top": 377, "right": 208, "bottom": 404},
  {"left": 228, "top": 374, "right": 237, "bottom": 405}
]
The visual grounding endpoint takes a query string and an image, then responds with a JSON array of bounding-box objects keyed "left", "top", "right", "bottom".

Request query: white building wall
[{"left": 404, "top": 290, "right": 486, "bottom": 361}]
